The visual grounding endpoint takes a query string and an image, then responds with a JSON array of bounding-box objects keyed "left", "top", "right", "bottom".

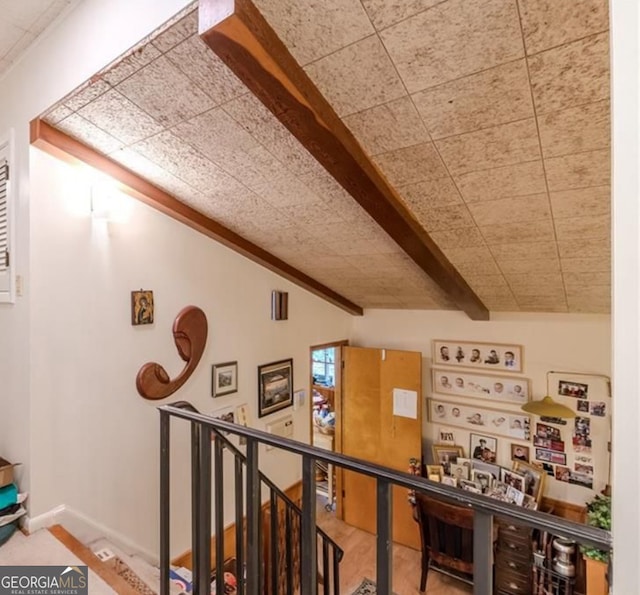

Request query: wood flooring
[{"left": 316, "top": 502, "right": 473, "bottom": 595}]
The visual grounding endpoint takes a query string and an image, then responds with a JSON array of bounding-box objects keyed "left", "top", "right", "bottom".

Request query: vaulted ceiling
[{"left": 37, "top": 0, "right": 610, "bottom": 316}]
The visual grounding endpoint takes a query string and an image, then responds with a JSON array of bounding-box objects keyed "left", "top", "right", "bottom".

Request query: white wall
[
  {"left": 0, "top": 0, "right": 197, "bottom": 502},
  {"left": 351, "top": 310, "right": 611, "bottom": 505},
  {"left": 28, "top": 149, "right": 351, "bottom": 558}
]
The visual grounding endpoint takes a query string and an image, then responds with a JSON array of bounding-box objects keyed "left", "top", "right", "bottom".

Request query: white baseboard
[{"left": 24, "top": 505, "right": 158, "bottom": 565}]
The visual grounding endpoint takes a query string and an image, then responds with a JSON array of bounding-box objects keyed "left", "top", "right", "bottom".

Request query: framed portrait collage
[
  {"left": 432, "top": 340, "right": 524, "bottom": 373},
  {"left": 432, "top": 368, "right": 530, "bottom": 405}
]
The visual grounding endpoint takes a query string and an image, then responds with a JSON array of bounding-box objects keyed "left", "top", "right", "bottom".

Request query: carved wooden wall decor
[{"left": 136, "top": 305, "right": 208, "bottom": 400}]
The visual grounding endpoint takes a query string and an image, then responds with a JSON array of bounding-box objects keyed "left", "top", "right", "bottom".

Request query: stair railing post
[
  {"left": 197, "top": 424, "right": 212, "bottom": 595},
  {"left": 301, "top": 455, "right": 318, "bottom": 595},
  {"left": 473, "top": 510, "right": 494, "bottom": 595},
  {"left": 376, "top": 478, "right": 393, "bottom": 595},
  {"left": 246, "top": 438, "right": 261, "bottom": 595},
  {"left": 190, "top": 422, "right": 202, "bottom": 595},
  {"left": 159, "top": 410, "right": 170, "bottom": 595},
  {"left": 214, "top": 435, "right": 225, "bottom": 595}
]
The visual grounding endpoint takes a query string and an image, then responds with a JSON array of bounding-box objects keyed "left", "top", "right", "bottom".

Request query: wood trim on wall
[
  {"left": 172, "top": 480, "right": 303, "bottom": 570},
  {"left": 198, "top": 0, "right": 489, "bottom": 321},
  {"left": 29, "top": 119, "right": 363, "bottom": 316}
]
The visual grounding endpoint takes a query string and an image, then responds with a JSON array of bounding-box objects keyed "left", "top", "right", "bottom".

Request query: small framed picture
[
  {"left": 459, "top": 479, "right": 482, "bottom": 493},
  {"left": 432, "top": 445, "right": 465, "bottom": 475},
  {"left": 441, "top": 476, "right": 457, "bottom": 487},
  {"left": 470, "top": 433, "right": 497, "bottom": 463},
  {"left": 511, "top": 443, "right": 530, "bottom": 463},
  {"left": 500, "top": 469, "right": 527, "bottom": 492},
  {"left": 512, "top": 461, "right": 546, "bottom": 503},
  {"left": 471, "top": 469, "right": 493, "bottom": 492},
  {"left": 426, "top": 465, "right": 443, "bottom": 482},
  {"left": 432, "top": 368, "right": 531, "bottom": 404},
  {"left": 258, "top": 358, "right": 293, "bottom": 418},
  {"left": 131, "top": 290, "right": 154, "bottom": 325},
  {"left": 450, "top": 463, "right": 469, "bottom": 481},
  {"left": 211, "top": 361, "right": 238, "bottom": 397}
]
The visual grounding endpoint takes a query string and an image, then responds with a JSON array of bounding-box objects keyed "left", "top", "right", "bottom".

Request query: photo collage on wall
[
  {"left": 430, "top": 340, "right": 531, "bottom": 472},
  {"left": 534, "top": 374, "right": 611, "bottom": 491}
]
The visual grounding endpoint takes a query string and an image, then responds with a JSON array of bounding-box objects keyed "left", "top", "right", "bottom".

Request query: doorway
[{"left": 309, "top": 340, "right": 348, "bottom": 519}]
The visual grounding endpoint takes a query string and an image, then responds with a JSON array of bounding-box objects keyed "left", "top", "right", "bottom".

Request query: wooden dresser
[{"left": 494, "top": 520, "right": 533, "bottom": 595}]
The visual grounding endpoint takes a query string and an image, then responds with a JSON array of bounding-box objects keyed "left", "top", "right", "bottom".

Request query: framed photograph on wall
[
  {"left": 432, "top": 368, "right": 530, "bottom": 404},
  {"left": 429, "top": 398, "right": 531, "bottom": 440},
  {"left": 211, "top": 361, "right": 238, "bottom": 397},
  {"left": 258, "top": 358, "right": 293, "bottom": 418},
  {"left": 432, "top": 340, "right": 523, "bottom": 372},
  {"left": 470, "top": 433, "right": 497, "bottom": 463}
]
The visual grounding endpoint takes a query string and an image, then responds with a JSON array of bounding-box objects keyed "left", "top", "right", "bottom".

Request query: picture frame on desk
[{"left": 512, "top": 460, "right": 546, "bottom": 503}]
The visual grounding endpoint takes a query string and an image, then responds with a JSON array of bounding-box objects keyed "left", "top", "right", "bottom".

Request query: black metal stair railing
[
  {"left": 161, "top": 401, "right": 343, "bottom": 595},
  {"left": 159, "top": 403, "right": 612, "bottom": 595}
]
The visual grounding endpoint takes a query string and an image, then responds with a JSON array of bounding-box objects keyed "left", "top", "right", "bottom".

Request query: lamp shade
[{"left": 521, "top": 396, "right": 575, "bottom": 418}]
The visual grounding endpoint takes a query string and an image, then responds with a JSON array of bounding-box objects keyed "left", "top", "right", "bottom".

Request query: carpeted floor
[
  {"left": 0, "top": 530, "right": 116, "bottom": 594},
  {"left": 351, "top": 578, "right": 399, "bottom": 594}
]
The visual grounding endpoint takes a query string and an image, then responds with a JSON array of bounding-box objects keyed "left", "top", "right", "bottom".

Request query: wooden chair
[{"left": 414, "top": 493, "right": 493, "bottom": 592}]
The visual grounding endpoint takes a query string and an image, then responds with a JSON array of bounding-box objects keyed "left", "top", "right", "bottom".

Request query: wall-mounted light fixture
[{"left": 271, "top": 290, "right": 288, "bottom": 320}]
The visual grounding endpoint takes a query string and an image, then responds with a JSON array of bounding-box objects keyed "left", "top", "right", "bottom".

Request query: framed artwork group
[
  {"left": 432, "top": 368, "right": 529, "bottom": 404},
  {"left": 432, "top": 340, "right": 523, "bottom": 373}
]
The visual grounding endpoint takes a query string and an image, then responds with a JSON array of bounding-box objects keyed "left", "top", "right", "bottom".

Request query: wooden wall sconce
[{"left": 136, "top": 305, "right": 208, "bottom": 400}]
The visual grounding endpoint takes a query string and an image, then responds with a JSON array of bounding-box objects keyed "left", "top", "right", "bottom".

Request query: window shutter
[{"left": 0, "top": 135, "right": 12, "bottom": 302}]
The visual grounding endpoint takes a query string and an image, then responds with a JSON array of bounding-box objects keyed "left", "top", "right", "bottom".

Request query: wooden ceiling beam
[
  {"left": 30, "top": 119, "right": 363, "bottom": 316},
  {"left": 199, "top": 0, "right": 489, "bottom": 321}
]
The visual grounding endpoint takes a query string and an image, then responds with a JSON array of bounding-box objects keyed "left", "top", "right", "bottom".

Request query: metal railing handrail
[
  {"left": 160, "top": 403, "right": 611, "bottom": 552},
  {"left": 167, "top": 401, "right": 344, "bottom": 560}
]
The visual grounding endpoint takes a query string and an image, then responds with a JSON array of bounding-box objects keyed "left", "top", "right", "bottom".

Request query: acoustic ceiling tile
[
  {"left": 42, "top": 104, "right": 73, "bottom": 125},
  {"left": 151, "top": 9, "right": 198, "bottom": 53},
  {"left": 464, "top": 274, "right": 511, "bottom": 291},
  {"left": 360, "top": 0, "right": 444, "bottom": 30},
  {"left": 78, "top": 89, "right": 164, "bottom": 145},
  {"left": 467, "top": 194, "right": 551, "bottom": 226},
  {"left": 567, "top": 299, "right": 610, "bottom": 314},
  {"left": 166, "top": 36, "right": 246, "bottom": 106},
  {"left": 538, "top": 100, "right": 610, "bottom": 159},
  {"left": 474, "top": 285, "right": 518, "bottom": 300},
  {"left": 254, "top": 0, "right": 374, "bottom": 66},
  {"left": 304, "top": 35, "right": 406, "bottom": 117},
  {"left": 442, "top": 246, "right": 495, "bottom": 265},
  {"left": 490, "top": 241, "right": 558, "bottom": 261},
  {"left": 505, "top": 272, "right": 564, "bottom": 292},
  {"left": 436, "top": 118, "right": 540, "bottom": 175},
  {"left": 455, "top": 160, "right": 546, "bottom": 202},
  {"left": 172, "top": 108, "right": 260, "bottom": 162},
  {"left": 544, "top": 149, "right": 610, "bottom": 192},
  {"left": 517, "top": 300, "right": 568, "bottom": 313},
  {"left": 564, "top": 271, "right": 610, "bottom": 288},
  {"left": 63, "top": 79, "right": 112, "bottom": 112},
  {"left": 555, "top": 215, "right": 610, "bottom": 241},
  {"left": 528, "top": 33, "right": 609, "bottom": 115},
  {"left": 487, "top": 300, "right": 521, "bottom": 312},
  {"left": 497, "top": 258, "right": 560, "bottom": 275},
  {"left": 397, "top": 177, "right": 463, "bottom": 209},
  {"left": 517, "top": 0, "right": 609, "bottom": 55},
  {"left": 566, "top": 285, "right": 610, "bottom": 302},
  {"left": 117, "top": 56, "right": 216, "bottom": 127},
  {"left": 557, "top": 238, "right": 610, "bottom": 260},
  {"left": 131, "top": 130, "right": 245, "bottom": 196},
  {"left": 222, "top": 93, "right": 318, "bottom": 176},
  {"left": 373, "top": 142, "right": 448, "bottom": 186},
  {"left": 278, "top": 202, "right": 346, "bottom": 227},
  {"left": 550, "top": 185, "right": 610, "bottom": 219},
  {"left": 560, "top": 256, "right": 611, "bottom": 273},
  {"left": 412, "top": 59, "right": 533, "bottom": 140},
  {"left": 480, "top": 218, "right": 555, "bottom": 246},
  {"left": 56, "top": 114, "right": 124, "bottom": 155},
  {"left": 412, "top": 204, "right": 475, "bottom": 232},
  {"left": 343, "top": 96, "right": 430, "bottom": 156},
  {"left": 380, "top": 0, "right": 523, "bottom": 93},
  {"left": 102, "top": 43, "right": 161, "bottom": 86},
  {"left": 430, "top": 226, "right": 486, "bottom": 248},
  {"left": 453, "top": 259, "right": 502, "bottom": 276}
]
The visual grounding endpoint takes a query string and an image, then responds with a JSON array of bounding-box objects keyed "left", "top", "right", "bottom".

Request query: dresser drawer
[
  {"left": 495, "top": 567, "right": 532, "bottom": 595},
  {"left": 495, "top": 554, "right": 532, "bottom": 578},
  {"left": 497, "top": 534, "right": 532, "bottom": 560},
  {"left": 497, "top": 520, "right": 533, "bottom": 540}
]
